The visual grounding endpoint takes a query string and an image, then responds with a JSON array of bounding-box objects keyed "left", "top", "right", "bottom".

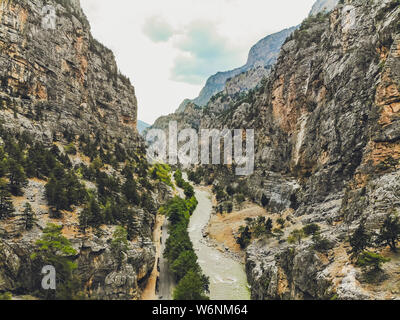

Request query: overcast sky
[{"left": 80, "top": 0, "right": 316, "bottom": 124}]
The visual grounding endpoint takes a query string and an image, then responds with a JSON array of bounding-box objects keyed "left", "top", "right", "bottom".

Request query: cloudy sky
[{"left": 80, "top": 0, "right": 316, "bottom": 124}]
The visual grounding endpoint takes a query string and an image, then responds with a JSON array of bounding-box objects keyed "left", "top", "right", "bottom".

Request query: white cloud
[
  {"left": 143, "top": 16, "right": 175, "bottom": 43},
  {"left": 171, "top": 20, "right": 243, "bottom": 84},
  {"left": 80, "top": 0, "right": 317, "bottom": 124}
]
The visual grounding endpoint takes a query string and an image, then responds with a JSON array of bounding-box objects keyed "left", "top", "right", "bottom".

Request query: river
[{"left": 188, "top": 187, "right": 250, "bottom": 300}]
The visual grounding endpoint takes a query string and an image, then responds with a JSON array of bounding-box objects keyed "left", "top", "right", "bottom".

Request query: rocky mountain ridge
[
  {"left": 173, "top": 0, "right": 339, "bottom": 114},
  {"left": 187, "top": 26, "right": 298, "bottom": 109},
  {"left": 220, "top": 0, "right": 400, "bottom": 299}
]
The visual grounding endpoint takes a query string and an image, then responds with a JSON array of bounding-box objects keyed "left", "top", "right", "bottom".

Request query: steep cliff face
[
  {"left": 203, "top": 0, "right": 400, "bottom": 300},
  {"left": 245, "top": 26, "right": 299, "bottom": 70},
  {"left": 0, "top": 0, "right": 168, "bottom": 300},
  {"left": 0, "top": 0, "right": 139, "bottom": 147}
]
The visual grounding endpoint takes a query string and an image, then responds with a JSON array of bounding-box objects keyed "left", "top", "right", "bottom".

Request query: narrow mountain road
[
  {"left": 150, "top": 175, "right": 186, "bottom": 300},
  {"left": 157, "top": 217, "right": 175, "bottom": 300}
]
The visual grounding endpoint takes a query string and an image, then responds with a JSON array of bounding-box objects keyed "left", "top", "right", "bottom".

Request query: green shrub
[
  {"left": 303, "top": 223, "right": 320, "bottom": 236},
  {"left": 287, "top": 229, "right": 306, "bottom": 245},
  {"left": 356, "top": 251, "right": 390, "bottom": 272},
  {"left": 151, "top": 163, "right": 173, "bottom": 187},
  {"left": 64, "top": 142, "right": 77, "bottom": 155}
]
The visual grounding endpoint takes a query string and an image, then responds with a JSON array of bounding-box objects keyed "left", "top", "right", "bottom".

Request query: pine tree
[
  {"left": 8, "top": 158, "right": 27, "bottom": 196},
  {"left": 0, "top": 179, "right": 14, "bottom": 219},
  {"left": 123, "top": 178, "right": 140, "bottom": 205},
  {"left": 171, "top": 250, "right": 199, "bottom": 282},
  {"left": 183, "top": 182, "right": 195, "bottom": 199},
  {"left": 0, "top": 147, "right": 8, "bottom": 177},
  {"left": 126, "top": 212, "right": 138, "bottom": 241},
  {"left": 30, "top": 224, "right": 81, "bottom": 300},
  {"left": 103, "top": 199, "right": 116, "bottom": 225},
  {"left": 265, "top": 218, "right": 273, "bottom": 233},
  {"left": 79, "top": 206, "right": 90, "bottom": 234},
  {"left": 376, "top": 214, "right": 400, "bottom": 252},
  {"left": 86, "top": 197, "right": 104, "bottom": 228},
  {"left": 237, "top": 226, "right": 252, "bottom": 249},
  {"left": 111, "top": 226, "right": 129, "bottom": 270},
  {"left": 141, "top": 192, "right": 155, "bottom": 212},
  {"left": 261, "top": 194, "right": 269, "bottom": 207},
  {"left": 45, "top": 175, "right": 68, "bottom": 212},
  {"left": 22, "top": 202, "right": 36, "bottom": 230},
  {"left": 350, "top": 223, "right": 371, "bottom": 256},
  {"left": 151, "top": 168, "right": 158, "bottom": 180}
]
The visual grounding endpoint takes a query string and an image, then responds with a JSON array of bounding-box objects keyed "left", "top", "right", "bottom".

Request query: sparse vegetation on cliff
[{"left": 30, "top": 223, "right": 83, "bottom": 300}]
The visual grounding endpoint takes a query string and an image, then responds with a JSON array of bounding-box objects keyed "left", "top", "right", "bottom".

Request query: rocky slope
[
  {"left": 0, "top": 0, "right": 169, "bottom": 300},
  {"left": 214, "top": 0, "right": 400, "bottom": 300},
  {"left": 0, "top": 0, "right": 139, "bottom": 147}
]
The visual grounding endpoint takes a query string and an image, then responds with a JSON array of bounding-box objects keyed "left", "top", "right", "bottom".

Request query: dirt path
[{"left": 141, "top": 214, "right": 164, "bottom": 300}]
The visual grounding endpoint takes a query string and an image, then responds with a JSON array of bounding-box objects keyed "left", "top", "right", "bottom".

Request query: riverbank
[{"left": 206, "top": 202, "right": 269, "bottom": 262}]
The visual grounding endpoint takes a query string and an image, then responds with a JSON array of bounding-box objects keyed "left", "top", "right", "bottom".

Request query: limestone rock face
[
  {"left": 236, "top": 0, "right": 400, "bottom": 300},
  {"left": 0, "top": 232, "right": 156, "bottom": 300},
  {"left": 0, "top": 0, "right": 139, "bottom": 148}
]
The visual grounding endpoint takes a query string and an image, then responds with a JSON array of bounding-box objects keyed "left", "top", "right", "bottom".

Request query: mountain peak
[{"left": 309, "top": 0, "right": 339, "bottom": 16}]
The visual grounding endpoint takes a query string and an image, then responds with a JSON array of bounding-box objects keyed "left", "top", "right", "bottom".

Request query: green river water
[{"left": 188, "top": 188, "right": 251, "bottom": 300}]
